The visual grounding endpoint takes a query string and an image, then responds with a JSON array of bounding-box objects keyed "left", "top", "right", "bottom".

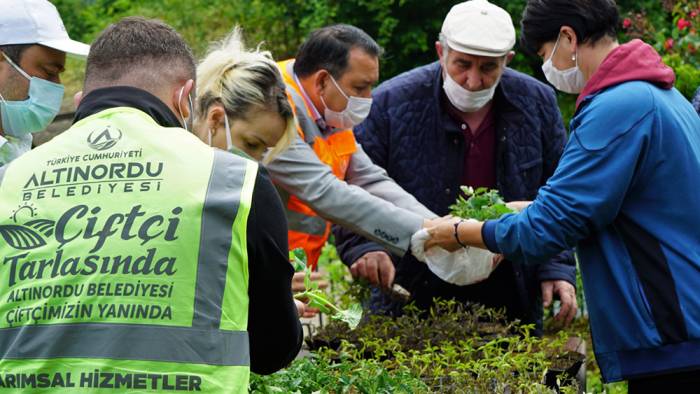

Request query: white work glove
[{"left": 411, "top": 224, "right": 496, "bottom": 286}]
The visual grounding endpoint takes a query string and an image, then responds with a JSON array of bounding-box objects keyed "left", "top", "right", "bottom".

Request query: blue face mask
[{"left": 0, "top": 52, "right": 65, "bottom": 136}]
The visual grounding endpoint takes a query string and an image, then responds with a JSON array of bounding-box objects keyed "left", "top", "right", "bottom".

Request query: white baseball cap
[
  {"left": 0, "top": 0, "right": 89, "bottom": 57},
  {"left": 441, "top": 0, "right": 516, "bottom": 57}
]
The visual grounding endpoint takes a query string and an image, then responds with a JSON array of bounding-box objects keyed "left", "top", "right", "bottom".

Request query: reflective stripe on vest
[
  {"left": 0, "top": 107, "right": 256, "bottom": 393},
  {"left": 0, "top": 324, "right": 248, "bottom": 366},
  {"left": 277, "top": 59, "right": 358, "bottom": 267}
]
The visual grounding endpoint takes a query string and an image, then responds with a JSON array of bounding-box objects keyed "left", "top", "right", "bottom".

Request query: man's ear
[
  {"left": 172, "top": 79, "right": 195, "bottom": 118},
  {"left": 74, "top": 91, "right": 83, "bottom": 108},
  {"left": 312, "top": 69, "right": 330, "bottom": 97},
  {"left": 0, "top": 51, "right": 10, "bottom": 82},
  {"left": 505, "top": 51, "right": 515, "bottom": 65},
  {"left": 436, "top": 41, "right": 444, "bottom": 63}
]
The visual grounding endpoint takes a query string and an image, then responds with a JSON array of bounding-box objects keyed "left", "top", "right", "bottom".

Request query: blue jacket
[
  {"left": 335, "top": 62, "right": 575, "bottom": 327},
  {"left": 483, "top": 41, "right": 700, "bottom": 381},
  {"left": 693, "top": 86, "right": 700, "bottom": 115}
]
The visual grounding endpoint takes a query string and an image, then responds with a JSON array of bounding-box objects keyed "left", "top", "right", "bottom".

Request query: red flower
[
  {"left": 677, "top": 18, "right": 691, "bottom": 31},
  {"left": 623, "top": 18, "right": 632, "bottom": 29},
  {"left": 664, "top": 38, "right": 674, "bottom": 50},
  {"left": 691, "top": 11, "right": 698, "bottom": 18}
]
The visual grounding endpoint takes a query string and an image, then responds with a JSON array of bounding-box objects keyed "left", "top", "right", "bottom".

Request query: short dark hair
[
  {"left": 293, "top": 24, "right": 382, "bottom": 79},
  {"left": 520, "top": 0, "right": 619, "bottom": 55},
  {"left": 84, "top": 17, "right": 195, "bottom": 92},
  {"left": 0, "top": 44, "right": 33, "bottom": 64}
]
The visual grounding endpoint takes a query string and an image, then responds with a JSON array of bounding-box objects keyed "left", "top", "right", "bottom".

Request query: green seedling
[
  {"left": 290, "top": 249, "right": 362, "bottom": 329},
  {"left": 449, "top": 186, "right": 514, "bottom": 220},
  {"left": 302, "top": 299, "right": 580, "bottom": 393}
]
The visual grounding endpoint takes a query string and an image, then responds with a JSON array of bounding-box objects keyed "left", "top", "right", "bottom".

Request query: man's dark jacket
[{"left": 334, "top": 62, "right": 576, "bottom": 328}]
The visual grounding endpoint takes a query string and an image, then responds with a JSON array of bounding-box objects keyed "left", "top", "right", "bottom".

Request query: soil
[
  {"left": 549, "top": 351, "right": 586, "bottom": 371},
  {"left": 307, "top": 301, "right": 585, "bottom": 392},
  {"left": 307, "top": 302, "right": 515, "bottom": 354}
]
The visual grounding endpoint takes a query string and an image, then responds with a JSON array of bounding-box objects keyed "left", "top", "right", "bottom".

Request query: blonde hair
[{"left": 196, "top": 27, "right": 295, "bottom": 164}]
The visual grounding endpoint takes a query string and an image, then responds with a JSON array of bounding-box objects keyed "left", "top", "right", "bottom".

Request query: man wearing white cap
[
  {"left": 0, "top": 0, "right": 89, "bottom": 164},
  {"left": 335, "top": 0, "right": 577, "bottom": 331}
]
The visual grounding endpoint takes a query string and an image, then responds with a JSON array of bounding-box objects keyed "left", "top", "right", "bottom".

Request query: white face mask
[
  {"left": 442, "top": 68, "right": 499, "bottom": 113},
  {"left": 0, "top": 52, "right": 65, "bottom": 136},
  {"left": 208, "top": 114, "right": 234, "bottom": 151},
  {"left": 321, "top": 74, "right": 372, "bottom": 129},
  {"left": 541, "top": 35, "right": 586, "bottom": 94}
]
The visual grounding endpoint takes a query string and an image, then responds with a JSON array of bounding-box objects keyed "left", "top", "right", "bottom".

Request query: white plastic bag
[{"left": 411, "top": 226, "right": 495, "bottom": 286}]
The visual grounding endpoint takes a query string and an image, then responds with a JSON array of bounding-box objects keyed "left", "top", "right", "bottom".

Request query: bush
[
  {"left": 54, "top": 0, "right": 699, "bottom": 127},
  {"left": 619, "top": 0, "right": 700, "bottom": 99}
]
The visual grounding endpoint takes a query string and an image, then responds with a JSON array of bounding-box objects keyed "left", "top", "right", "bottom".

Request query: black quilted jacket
[{"left": 334, "top": 62, "right": 576, "bottom": 329}]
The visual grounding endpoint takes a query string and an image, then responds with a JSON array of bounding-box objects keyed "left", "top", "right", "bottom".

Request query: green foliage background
[{"left": 53, "top": 0, "right": 699, "bottom": 127}]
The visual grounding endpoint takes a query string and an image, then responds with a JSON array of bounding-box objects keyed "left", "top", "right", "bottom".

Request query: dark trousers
[{"left": 628, "top": 369, "right": 700, "bottom": 394}]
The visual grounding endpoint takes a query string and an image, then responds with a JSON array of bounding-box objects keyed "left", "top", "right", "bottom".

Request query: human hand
[
  {"left": 350, "top": 251, "right": 395, "bottom": 289},
  {"left": 292, "top": 271, "right": 329, "bottom": 293},
  {"left": 506, "top": 201, "right": 532, "bottom": 212},
  {"left": 541, "top": 280, "right": 577, "bottom": 326},
  {"left": 294, "top": 299, "right": 321, "bottom": 318},
  {"left": 422, "top": 215, "right": 456, "bottom": 229},
  {"left": 424, "top": 217, "right": 486, "bottom": 252}
]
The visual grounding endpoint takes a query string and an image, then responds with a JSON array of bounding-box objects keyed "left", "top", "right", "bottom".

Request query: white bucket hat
[{"left": 0, "top": 0, "right": 89, "bottom": 56}]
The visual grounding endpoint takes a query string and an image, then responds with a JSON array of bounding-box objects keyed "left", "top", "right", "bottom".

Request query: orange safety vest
[{"left": 277, "top": 59, "right": 357, "bottom": 268}]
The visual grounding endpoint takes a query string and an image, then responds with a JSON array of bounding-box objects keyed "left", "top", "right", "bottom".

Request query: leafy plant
[
  {"left": 291, "top": 248, "right": 363, "bottom": 329},
  {"left": 268, "top": 247, "right": 591, "bottom": 393},
  {"left": 306, "top": 300, "right": 581, "bottom": 393},
  {"left": 316, "top": 241, "right": 374, "bottom": 309},
  {"left": 249, "top": 352, "right": 429, "bottom": 393},
  {"left": 449, "top": 186, "right": 514, "bottom": 221}
]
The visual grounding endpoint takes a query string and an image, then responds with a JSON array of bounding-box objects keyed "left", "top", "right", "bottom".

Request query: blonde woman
[
  {"left": 195, "top": 28, "right": 326, "bottom": 318},
  {"left": 194, "top": 28, "right": 295, "bottom": 163}
]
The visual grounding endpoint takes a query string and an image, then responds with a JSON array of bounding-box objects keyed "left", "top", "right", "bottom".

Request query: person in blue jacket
[
  {"left": 425, "top": 0, "right": 700, "bottom": 390},
  {"left": 334, "top": 0, "right": 577, "bottom": 332}
]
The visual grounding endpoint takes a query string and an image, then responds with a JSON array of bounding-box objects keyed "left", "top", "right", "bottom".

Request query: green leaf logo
[
  {"left": 0, "top": 224, "right": 47, "bottom": 250},
  {"left": 25, "top": 219, "right": 56, "bottom": 237}
]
